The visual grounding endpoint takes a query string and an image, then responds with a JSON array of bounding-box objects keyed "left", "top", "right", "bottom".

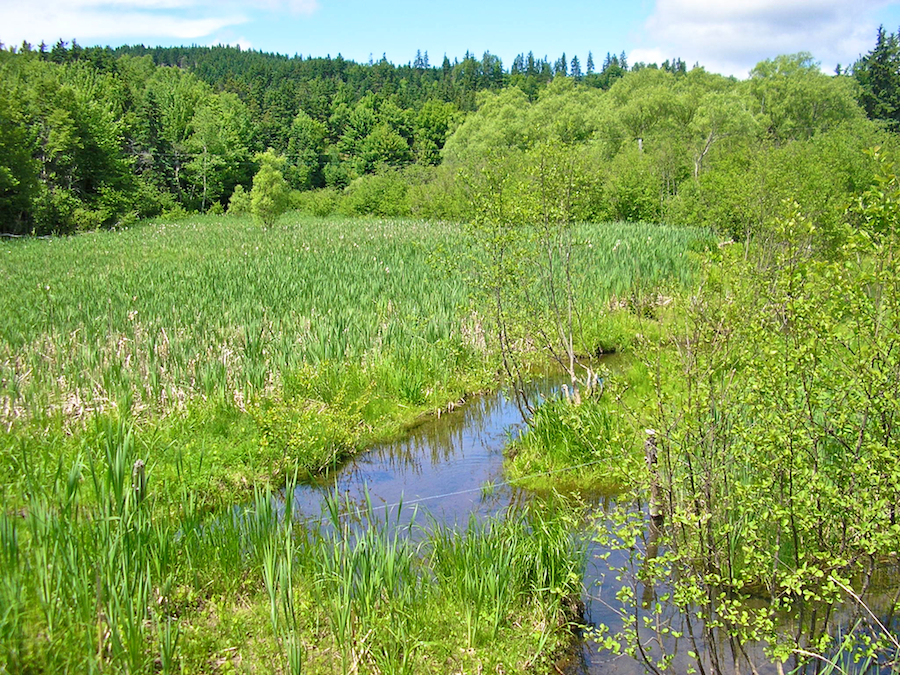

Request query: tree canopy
[{"left": 0, "top": 31, "right": 896, "bottom": 235}]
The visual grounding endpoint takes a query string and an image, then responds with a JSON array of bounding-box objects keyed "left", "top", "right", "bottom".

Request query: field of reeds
[
  {"left": 0, "top": 418, "right": 586, "bottom": 673},
  {"left": 0, "top": 215, "right": 710, "bottom": 427},
  {"left": 0, "top": 215, "right": 712, "bottom": 498},
  {"left": 0, "top": 213, "right": 714, "bottom": 673}
]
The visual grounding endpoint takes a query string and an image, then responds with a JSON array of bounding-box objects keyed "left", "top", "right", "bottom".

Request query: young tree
[{"left": 250, "top": 149, "right": 290, "bottom": 228}]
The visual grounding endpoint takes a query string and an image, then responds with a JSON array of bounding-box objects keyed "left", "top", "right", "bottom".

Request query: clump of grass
[{"left": 506, "top": 356, "right": 659, "bottom": 491}]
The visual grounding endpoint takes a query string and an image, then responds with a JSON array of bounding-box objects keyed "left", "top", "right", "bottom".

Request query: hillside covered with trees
[{"left": 1, "top": 31, "right": 899, "bottom": 236}]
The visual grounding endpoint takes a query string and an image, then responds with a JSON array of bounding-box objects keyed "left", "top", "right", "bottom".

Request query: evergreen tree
[
  {"left": 570, "top": 55, "right": 582, "bottom": 79},
  {"left": 512, "top": 53, "right": 524, "bottom": 75},
  {"left": 554, "top": 53, "right": 568, "bottom": 76},
  {"left": 586, "top": 51, "right": 595, "bottom": 75},
  {"left": 854, "top": 26, "right": 900, "bottom": 130}
]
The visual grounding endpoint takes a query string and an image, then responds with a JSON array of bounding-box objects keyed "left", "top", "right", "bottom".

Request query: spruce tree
[
  {"left": 570, "top": 55, "right": 582, "bottom": 79},
  {"left": 854, "top": 26, "right": 900, "bottom": 130}
]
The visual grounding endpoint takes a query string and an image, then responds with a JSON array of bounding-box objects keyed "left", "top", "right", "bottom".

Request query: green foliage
[
  {"left": 853, "top": 146, "right": 900, "bottom": 237},
  {"left": 0, "top": 84, "right": 39, "bottom": 232},
  {"left": 407, "top": 164, "right": 470, "bottom": 221},
  {"left": 0, "top": 36, "right": 892, "bottom": 237},
  {"left": 289, "top": 186, "right": 339, "bottom": 217},
  {"left": 253, "top": 399, "right": 355, "bottom": 476},
  {"left": 226, "top": 183, "right": 250, "bottom": 215},
  {"left": 338, "top": 170, "right": 410, "bottom": 217},
  {"left": 250, "top": 149, "right": 290, "bottom": 228},
  {"left": 747, "top": 53, "right": 863, "bottom": 142},
  {"left": 183, "top": 92, "right": 253, "bottom": 211},
  {"left": 589, "top": 160, "right": 900, "bottom": 673},
  {"left": 285, "top": 109, "right": 327, "bottom": 189}
]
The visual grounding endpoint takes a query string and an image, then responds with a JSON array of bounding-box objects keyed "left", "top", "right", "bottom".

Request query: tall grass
[
  {"left": 0, "top": 212, "right": 714, "bottom": 672},
  {"left": 0, "top": 215, "right": 711, "bottom": 427},
  {"left": 0, "top": 216, "right": 474, "bottom": 424},
  {"left": 0, "top": 424, "right": 586, "bottom": 673},
  {"left": 0, "top": 214, "right": 711, "bottom": 498}
]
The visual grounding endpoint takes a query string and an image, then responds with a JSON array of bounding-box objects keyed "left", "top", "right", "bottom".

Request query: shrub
[
  {"left": 290, "top": 188, "right": 339, "bottom": 217},
  {"left": 227, "top": 184, "right": 251, "bottom": 215},
  {"left": 250, "top": 150, "right": 290, "bottom": 227},
  {"left": 338, "top": 171, "right": 410, "bottom": 217}
]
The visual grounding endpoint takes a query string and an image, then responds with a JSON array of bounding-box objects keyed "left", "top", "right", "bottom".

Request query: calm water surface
[{"left": 288, "top": 371, "right": 899, "bottom": 675}]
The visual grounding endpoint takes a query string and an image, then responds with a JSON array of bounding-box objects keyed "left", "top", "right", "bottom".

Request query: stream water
[{"left": 287, "top": 372, "right": 900, "bottom": 675}]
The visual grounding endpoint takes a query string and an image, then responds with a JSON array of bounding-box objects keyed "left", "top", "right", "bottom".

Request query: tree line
[{"left": 1, "top": 29, "right": 899, "bottom": 235}]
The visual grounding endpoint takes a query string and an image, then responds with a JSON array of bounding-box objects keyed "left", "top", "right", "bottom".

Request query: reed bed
[
  {"left": 0, "top": 213, "right": 712, "bottom": 672},
  {"left": 0, "top": 216, "right": 472, "bottom": 424},
  {"left": 0, "top": 215, "right": 711, "bottom": 428},
  {"left": 1, "top": 424, "right": 585, "bottom": 673}
]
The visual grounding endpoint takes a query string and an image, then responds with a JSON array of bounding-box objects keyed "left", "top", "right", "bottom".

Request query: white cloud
[
  {"left": 0, "top": 0, "right": 317, "bottom": 46},
  {"left": 641, "top": 0, "right": 897, "bottom": 76},
  {"left": 251, "top": 0, "right": 319, "bottom": 15}
]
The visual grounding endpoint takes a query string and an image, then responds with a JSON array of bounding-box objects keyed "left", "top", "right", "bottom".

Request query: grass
[
  {"left": 0, "top": 429, "right": 587, "bottom": 673},
  {"left": 0, "top": 215, "right": 475, "bottom": 424},
  {"left": 0, "top": 214, "right": 712, "bottom": 503},
  {"left": 0, "top": 212, "right": 714, "bottom": 672}
]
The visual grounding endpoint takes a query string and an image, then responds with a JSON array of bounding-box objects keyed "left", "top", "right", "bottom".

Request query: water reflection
[
  {"left": 285, "top": 363, "right": 898, "bottom": 675},
  {"left": 290, "top": 372, "right": 567, "bottom": 529},
  {"left": 567, "top": 504, "right": 900, "bottom": 675}
]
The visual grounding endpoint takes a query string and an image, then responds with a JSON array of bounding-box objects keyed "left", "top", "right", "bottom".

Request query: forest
[
  {"left": 2, "top": 26, "right": 900, "bottom": 675},
  {"left": 0, "top": 29, "right": 898, "bottom": 236}
]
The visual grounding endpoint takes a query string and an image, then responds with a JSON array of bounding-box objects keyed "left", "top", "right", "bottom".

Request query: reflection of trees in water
[{"left": 368, "top": 392, "right": 508, "bottom": 470}]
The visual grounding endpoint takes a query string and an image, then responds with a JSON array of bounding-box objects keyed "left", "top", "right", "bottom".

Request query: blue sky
[{"left": 3, "top": 0, "right": 900, "bottom": 77}]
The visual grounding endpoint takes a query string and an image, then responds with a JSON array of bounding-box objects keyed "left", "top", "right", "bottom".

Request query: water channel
[{"left": 286, "top": 370, "right": 899, "bottom": 675}]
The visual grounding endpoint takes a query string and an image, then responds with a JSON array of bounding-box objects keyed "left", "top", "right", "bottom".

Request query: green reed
[
  {"left": 0, "top": 215, "right": 710, "bottom": 428},
  {"left": 0, "top": 213, "right": 711, "bottom": 671},
  {"left": 1, "top": 417, "right": 589, "bottom": 673}
]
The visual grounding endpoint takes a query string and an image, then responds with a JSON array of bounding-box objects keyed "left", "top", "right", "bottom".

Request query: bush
[
  {"left": 338, "top": 171, "right": 410, "bottom": 217},
  {"left": 408, "top": 165, "right": 471, "bottom": 221},
  {"left": 250, "top": 150, "right": 290, "bottom": 227},
  {"left": 290, "top": 188, "right": 339, "bottom": 217},
  {"left": 227, "top": 184, "right": 251, "bottom": 216}
]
